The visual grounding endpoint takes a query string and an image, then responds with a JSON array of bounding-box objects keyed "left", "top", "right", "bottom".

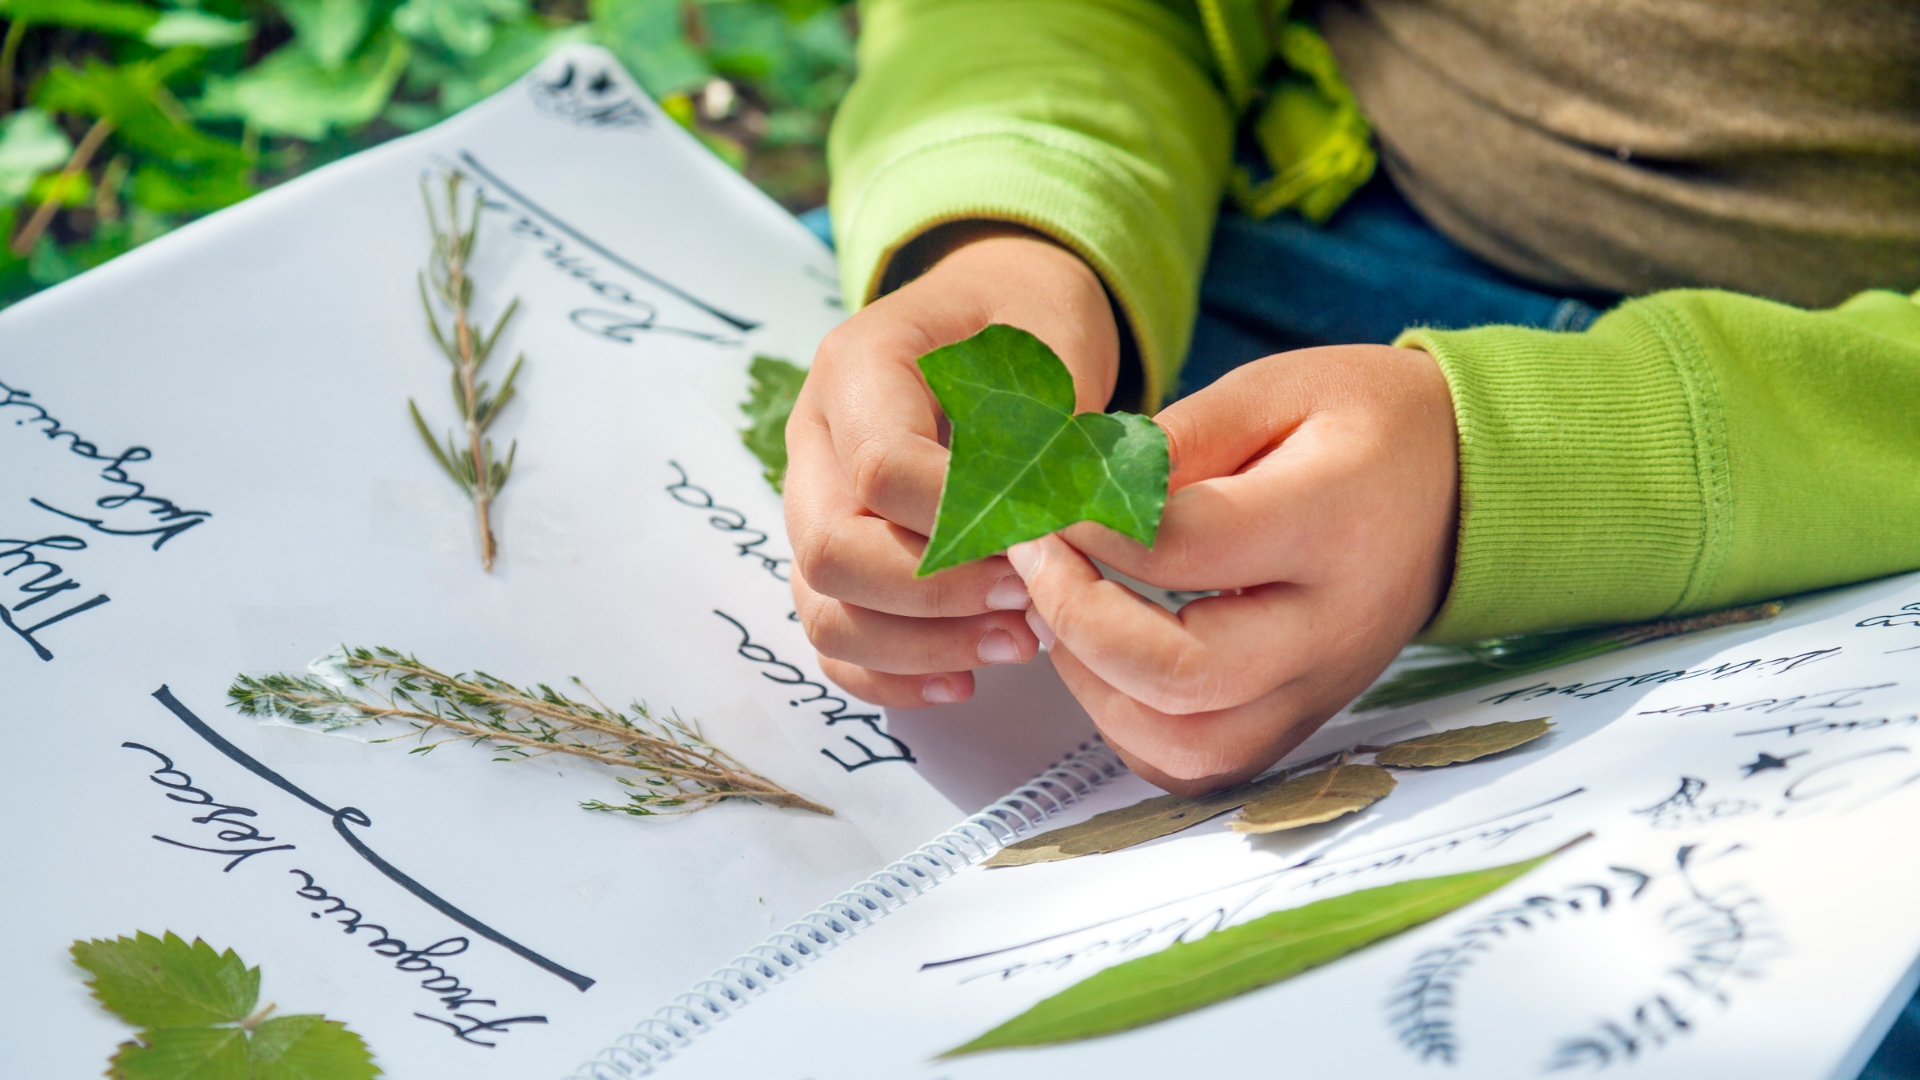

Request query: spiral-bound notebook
[{"left": 6, "top": 48, "right": 1920, "bottom": 1080}]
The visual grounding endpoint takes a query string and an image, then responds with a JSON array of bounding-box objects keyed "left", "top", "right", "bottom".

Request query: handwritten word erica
[
  {"left": 666, "top": 461, "right": 790, "bottom": 584},
  {"left": 151, "top": 685, "right": 596, "bottom": 992},
  {"left": 123, "top": 742, "right": 295, "bottom": 870},
  {"left": 290, "top": 870, "right": 548, "bottom": 1046},
  {"left": 713, "top": 609, "right": 914, "bottom": 770},
  {"left": 1480, "top": 648, "right": 1841, "bottom": 705}
]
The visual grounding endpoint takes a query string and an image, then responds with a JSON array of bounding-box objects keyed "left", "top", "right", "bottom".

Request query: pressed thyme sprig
[
  {"left": 230, "top": 647, "right": 830, "bottom": 817},
  {"left": 413, "top": 170, "right": 522, "bottom": 571}
]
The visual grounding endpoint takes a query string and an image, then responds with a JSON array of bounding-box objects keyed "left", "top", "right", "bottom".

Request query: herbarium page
[
  {"left": 661, "top": 571, "right": 1920, "bottom": 1080},
  {"left": 0, "top": 47, "right": 1096, "bottom": 1079}
]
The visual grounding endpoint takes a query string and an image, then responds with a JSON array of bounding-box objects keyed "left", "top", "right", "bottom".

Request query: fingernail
[
  {"left": 978, "top": 628, "right": 1022, "bottom": 664},
  {"left": 921, "top": 676, "right": 961, "bottom": 704},
  {"left": 985, "top": 575, "right": 1030, "bottom": 610},
  {"left": 1006, "top": 540, "right": 1042, "bottom": 580},
  {"left": 1025, "top": 607, "right": 1056, "bottom": 650}
]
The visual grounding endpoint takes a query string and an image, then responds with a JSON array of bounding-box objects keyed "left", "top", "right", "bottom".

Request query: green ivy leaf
[
  {"left": 109, "top": 1025, "right": 252, "bottom": 1080},
  {"left": 249, "top": 1015, "right": 381, "bottom": 1080},
  {"left": 195, "top": 31, "right": 409, "bottom": 140},
  {"left": 71, "top": 931, "right": 259, "bottom": 1029},
  {"left": 0, "top": 108, "right": 74, "bottom": 207},
  {"left": 277, "top": 0, "right": 374, "bottom": 70},
  {"left": 739, "top": 354, "right": 805, "bottom": 493},
  {"left": 915, "top": 324, "right": 1168, "bottom": 577},
  {"left": 0, "top": 0, "right": 159, "bottom": 38},
  {"left": 944, "top": 848, "right": 1566, "bottom": 1056}
]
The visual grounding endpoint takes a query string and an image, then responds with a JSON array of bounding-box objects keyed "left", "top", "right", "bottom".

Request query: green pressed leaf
[
  {"left": 0, "top": 108, "right": 74, "bottom": 207},
  {"left": 1230, "top": 763, "right": 1395, "bottom": 834},
  {"left": 195, "top": 31, "right": 409, "bottom": 140},
  {"left": 945, "top": 850, "right": 1562, "bottom": 1056},
  {"left": 0, "top": 0, "right": 159, "bottom": 37},
  {"left": 985, "top": 770, "right": 1300, "bottom": 867},
  {"left": 249, "top": 1014, "right": 380, "bottom": 1080},
  {"left": 1369, "top": 718, "right": 1553, "bottom": 768},
  {"left": 109, "top": 1024, "right": 251, "bottom": 1080},
  {"left": 915, "top": 324, "right": 1168, "bottom": 577},
  {"left": 739, "top": 354, "right": 805, "bottom": 493},
  {"left": 72, "top": 932, "right": 259, "bottom": 1028}
]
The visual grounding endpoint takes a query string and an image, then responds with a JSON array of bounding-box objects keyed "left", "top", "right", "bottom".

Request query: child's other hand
[
  {"left": 1009, "top": 345, "right": 1459, "bottom": 796},
  {"left": 785, "top": 233, "right": 1120, "bottom": 708}
]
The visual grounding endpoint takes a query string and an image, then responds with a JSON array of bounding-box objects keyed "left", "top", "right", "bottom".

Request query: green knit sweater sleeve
[
  {"left": 828, "top": 0, "right": 1235, "bottom": 410},
  {"left": 1400, "top": 289, "right": 1920, "bottom": 643}
]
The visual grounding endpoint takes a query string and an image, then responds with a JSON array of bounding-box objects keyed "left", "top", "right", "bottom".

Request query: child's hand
[
  {"left": 785, "top": 233, "right": 1120, "bottom": 707},
  {"left": 1008, "top": 345, "right": 1460, "bottom": 796}
]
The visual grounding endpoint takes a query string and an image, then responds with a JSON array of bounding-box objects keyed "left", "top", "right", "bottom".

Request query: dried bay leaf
[
  {"left": 944, "top": 846, "right": 1571, "bottom": 1056},
  {"left": 1369, "top": 717, "right": 1553, "bottom": 768},
  {"left": 1230, "top": 764, "right": 1396, "bottom": 834},
  {"left": 915, "top": 324, "right": 1168, "bottom": 577},
  {"left": 984, "top": 770, "right": 1299, "bottom": 868}
]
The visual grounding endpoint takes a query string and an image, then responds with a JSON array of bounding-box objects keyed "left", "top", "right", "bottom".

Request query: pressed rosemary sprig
[
  {"left": 229, "top": 646, "right": 831, "bottom": 817},
  {"left": 413, "top": 170, "right": 523, "bottom": 571}
]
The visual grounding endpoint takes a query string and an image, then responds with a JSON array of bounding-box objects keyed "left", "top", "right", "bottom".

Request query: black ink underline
[
  {"left": 456, "top": 150, "right": 761, "bottom": 334},
  {"left": 151, "top": 685, "right": 595, "bottom": 992}
]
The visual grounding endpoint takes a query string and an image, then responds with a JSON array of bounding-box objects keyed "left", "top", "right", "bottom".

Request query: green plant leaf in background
[
  {"left": 944, "top": 847, "right": 1570, "bottom": 1056},
  {"left": 130, "top": 158, "right": 253, "bottom": 212},
  {"left": 393, "top": 0, "right": 526, "bottom": 58},
  {"left": 0, "top": 0, "right": 160, "bottom": 38},
  {"left": 400, "top": 17, "right": 590, "bottom": 121},
  {"left": 196, "top": 30, "right": 410, "bottom": 140},
  {"left": 36, "top": 51, "right": 251, "bottom": 166},
  {"left": 915, "top": 324, "right": 1169, "bottom": 577},
  {"left": 0, "top": 107, "right": 73, "bottom": 205},
  {"left": 144, "top": 11, "right": 253, "bottom": 49},
  {"left": 739, "top": 354, "right": 805, "bottom": 493},
  {"left": 279, "top": 0, "right": 376, "bottom": 69},
  {"left": 72, "top": 931, "right": 381, "bottom": 1080},
  {"left": 591, "top": 0, "right": 707, "bottom": 95}
]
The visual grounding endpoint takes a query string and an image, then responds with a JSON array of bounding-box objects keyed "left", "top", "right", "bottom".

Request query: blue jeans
[{"left": 797, "top": 185, "right": 1918, "bottom": 1077}]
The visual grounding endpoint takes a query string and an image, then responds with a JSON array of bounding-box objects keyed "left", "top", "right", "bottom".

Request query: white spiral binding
[{"left": 564, "top": 739, "right": 1126, "bottom": 1078}]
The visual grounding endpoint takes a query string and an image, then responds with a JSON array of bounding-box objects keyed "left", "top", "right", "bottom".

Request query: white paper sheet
[
  {"left": 0, "top": 46, "right": 1097, "bottom": 1078},
  {"left": 659, "top": 572, "right": 1920, "bottom": 1080}
]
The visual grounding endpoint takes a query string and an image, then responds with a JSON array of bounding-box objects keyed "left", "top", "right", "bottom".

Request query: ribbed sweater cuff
[
  {"left": 1397, "top": 299, "right": 1731, "bottom": 643},
  {"left": 832, "top": 119, "right": 1199, "bottom": 411}
]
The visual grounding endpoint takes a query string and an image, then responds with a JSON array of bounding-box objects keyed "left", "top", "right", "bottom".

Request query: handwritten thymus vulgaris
[{"left": 411, "top": 170, "right": 524, "bottom": 572}]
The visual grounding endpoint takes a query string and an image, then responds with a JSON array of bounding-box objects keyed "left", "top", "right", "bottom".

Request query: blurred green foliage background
[{"left": 0, "top": 0, "right": 855, "bottom": 306}]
